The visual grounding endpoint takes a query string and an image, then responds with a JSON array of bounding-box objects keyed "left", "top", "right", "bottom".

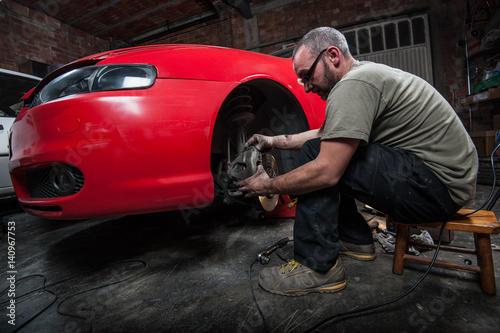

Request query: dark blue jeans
[{"left": 294, "top": 139, "right": 461, "bottom": 270}]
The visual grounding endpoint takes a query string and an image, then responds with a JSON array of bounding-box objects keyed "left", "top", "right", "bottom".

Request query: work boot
[
  {"left": 340, "top": 240, "right": 376, "bottom": 261},
  {"left": 258, "top": 258, "right": 346, "bottom": 296}
]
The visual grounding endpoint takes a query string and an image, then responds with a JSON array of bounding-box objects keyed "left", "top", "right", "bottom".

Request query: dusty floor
[{"left": 0, "top": 185, "right": 499, "bottom": 333}]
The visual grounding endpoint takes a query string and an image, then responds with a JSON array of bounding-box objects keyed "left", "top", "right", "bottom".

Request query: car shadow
[{"left": 46, "top": 205, "right": 273, "bottom": 270}]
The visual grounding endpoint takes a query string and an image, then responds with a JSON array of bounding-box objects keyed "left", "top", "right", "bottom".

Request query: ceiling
[{"left": 11, "top": 0, "right": 251, "bottom": 46}]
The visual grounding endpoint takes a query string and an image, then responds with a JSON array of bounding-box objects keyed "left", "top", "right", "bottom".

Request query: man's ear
[{"left": 326, "top": 46, "right": 341, "bottom": 67}]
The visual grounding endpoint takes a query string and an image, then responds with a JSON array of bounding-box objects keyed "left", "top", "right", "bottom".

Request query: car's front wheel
[{"left": 210, "top": 80, "right": 310, "bottom": 213}]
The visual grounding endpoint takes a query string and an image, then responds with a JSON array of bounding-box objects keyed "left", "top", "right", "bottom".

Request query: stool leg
[
  {"left": 474, "top": 233, "right": 496, "bottom": 295},
  {"left": 393, "top": 224, "right": 410, "bottom": 274}
]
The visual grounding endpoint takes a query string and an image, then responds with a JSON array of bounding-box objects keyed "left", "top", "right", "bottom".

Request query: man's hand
[
  {"left": 244, "top": 134, "right": 275, "bottom": 152},
  {"left": 236, "top": 165, "right": 272, "bottom": 197}
]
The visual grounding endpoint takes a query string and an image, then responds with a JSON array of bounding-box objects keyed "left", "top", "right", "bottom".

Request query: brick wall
[
  {"left": 147, "top": 13, "right": 233, "bottom": 47},
  {"left": 0, "top": 0, "right": 109, "bottom": 74}
]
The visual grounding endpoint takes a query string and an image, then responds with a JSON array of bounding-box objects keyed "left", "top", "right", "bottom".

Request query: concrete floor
[{"left": 0, "top": 185, "right": 499, "bottom": 333}]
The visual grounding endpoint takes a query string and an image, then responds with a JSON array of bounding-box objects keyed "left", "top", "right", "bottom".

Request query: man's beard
[{"left": 320, "top": 58, "right": 338, "bottom": 100}]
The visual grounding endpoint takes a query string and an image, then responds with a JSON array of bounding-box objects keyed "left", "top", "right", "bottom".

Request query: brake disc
[
  {"left": 258, "top": 153, "right": 279, "bottom": 212},
  {"left": 226, "top": 147, "right": 280, "bottom": 212}
]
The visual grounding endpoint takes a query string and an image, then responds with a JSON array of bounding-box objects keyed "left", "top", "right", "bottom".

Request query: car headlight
[{"left": 30, "top": 64, "right": 156, "bottom": 108}]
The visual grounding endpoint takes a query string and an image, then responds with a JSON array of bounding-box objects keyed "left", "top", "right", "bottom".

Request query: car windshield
[{"left": 0, "top": 70, "right": 41, "bottom": 117}]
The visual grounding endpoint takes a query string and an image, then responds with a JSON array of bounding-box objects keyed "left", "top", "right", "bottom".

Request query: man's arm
[
  {"left": 271, "top": 126, "right": 324, "bottom": 151},
  {"left": 237, "top": 137, "right": 360, "bottom": 196},
  {"left": 245, "top": 125, "right": 324, "bottom": 152}
]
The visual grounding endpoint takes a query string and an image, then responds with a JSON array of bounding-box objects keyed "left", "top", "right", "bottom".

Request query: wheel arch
[{"left": 209, "top": 78, "right": 311, "bottom": 205}]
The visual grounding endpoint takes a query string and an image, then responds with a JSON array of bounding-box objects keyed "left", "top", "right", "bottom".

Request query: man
[{"left": 236, "top": 27, "right": 478, "bottom": 296}]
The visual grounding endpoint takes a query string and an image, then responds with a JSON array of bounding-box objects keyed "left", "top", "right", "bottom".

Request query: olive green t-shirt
[{"left": 322, "top": 61, "right": 478, "bottom": 206}]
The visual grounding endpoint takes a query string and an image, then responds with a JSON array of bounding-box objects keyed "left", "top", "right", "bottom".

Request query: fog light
[{"left": 50, "top": 166, "right": 76, "bottom": 196}]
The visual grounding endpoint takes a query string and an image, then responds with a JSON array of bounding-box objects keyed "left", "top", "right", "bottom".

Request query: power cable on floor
[
  {"left": 303, "top": 222, "right": 447, "bottom": 332},
  {"left": 0, "top": 259, "right": 147, "bottom": 333},
  {"left": 248, "top": 259, "right": 269, "bottom": 332},
  {"left": 249, "top": 225, "right": 446, "bottom": 333}
]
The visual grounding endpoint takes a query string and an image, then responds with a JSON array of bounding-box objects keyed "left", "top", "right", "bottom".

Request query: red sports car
[{"left": 8, "top": 44, "right": 325, "bottom": 219}]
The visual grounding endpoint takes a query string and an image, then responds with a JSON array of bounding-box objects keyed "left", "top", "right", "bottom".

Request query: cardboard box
[
  {"left": 494, "top": 114, "right": 500, "bottom": 130},
  {"left": 469, "top": 130, "right": 497, "bottom": 156},
  {"left": 461, "top": 88, "right": 500, "bottom": 105}
]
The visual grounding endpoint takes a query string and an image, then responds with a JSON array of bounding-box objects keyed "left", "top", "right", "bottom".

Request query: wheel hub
[{"left": 227, "top": 147, "right": 279, "bottom": 212}]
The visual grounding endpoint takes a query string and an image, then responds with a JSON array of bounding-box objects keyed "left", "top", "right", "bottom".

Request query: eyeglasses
[{"left": 297, "top": 48, "right": 328, "bottom": 86}]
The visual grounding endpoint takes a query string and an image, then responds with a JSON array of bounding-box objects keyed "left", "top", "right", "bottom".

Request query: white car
[{"left": 0, "top": 69, "right": 41, "bottom": 199}]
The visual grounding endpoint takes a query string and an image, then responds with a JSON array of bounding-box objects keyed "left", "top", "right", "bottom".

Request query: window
[
  {"left": 0, "top": 69, "right": 41, "bottom": 117},
  {"left": 341, "top": 14, "right": 433, "bottom": 84}
]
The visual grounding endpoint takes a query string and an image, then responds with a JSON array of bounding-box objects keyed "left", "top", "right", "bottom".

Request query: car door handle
[{"left": 0, "top": 125, "right": 3, "bottom": 130}]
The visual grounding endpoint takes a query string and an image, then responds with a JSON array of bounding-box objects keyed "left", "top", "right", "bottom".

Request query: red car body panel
[{"left": 9, "top": 45, "right": 326, "bottom": 219}]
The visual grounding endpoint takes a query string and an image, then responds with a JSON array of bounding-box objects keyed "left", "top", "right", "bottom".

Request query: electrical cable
[
  {"left": 485, "top": 137, "right": 500, "bottom": 210},
  {"left": 0, "top": 259, "right": 147, "bottom": 333},
  {"left": 461, "top": 135, "right": 500, "bottom": 216},
  {"left": 248, "top": 259, "right": 269, "bottom": 332},
  {"left": 0, "top": 275, "right": 58, "bottom": 333},
  {"left": 248, "top": 237, "right": 293, "bottom": 331},
  {"left": 303, "top": 222, "right": 447, "bottom": 332},
  {"left": 249, "top": 225, "right": 447, "bottom": 333},
  {"left": 56, "top": 259, "right": 148, "bottom": 332}
]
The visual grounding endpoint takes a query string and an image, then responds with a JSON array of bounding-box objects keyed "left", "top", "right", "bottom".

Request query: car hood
[
  {"left": 86, "top": 44, "right": 292, "bottom": 81},
  {"left": 23, "top": 44, "right": 294, "bottom": 106}
]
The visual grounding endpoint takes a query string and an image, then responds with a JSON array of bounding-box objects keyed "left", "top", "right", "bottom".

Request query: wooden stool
[{"left": 391, "top": 209, "right": 500, "bottom": 295}]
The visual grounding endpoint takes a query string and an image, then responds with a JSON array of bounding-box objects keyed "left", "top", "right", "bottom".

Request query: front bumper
[{"left": 8, "top": 79, "right": 231, "bottom": 219}]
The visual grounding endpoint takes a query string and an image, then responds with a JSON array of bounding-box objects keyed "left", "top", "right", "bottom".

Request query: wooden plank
[
  {"left": 410, "top": 209, "right": 500, "bottom": 234},
  {"left": 403, "top": 254, "right": 481, "bottom": 273},
  {"left": 409, "top": 242, "right": 477, "bottom": 254},
  {"left": 461, "top": 87, "right": 500, "bottom": 105}
]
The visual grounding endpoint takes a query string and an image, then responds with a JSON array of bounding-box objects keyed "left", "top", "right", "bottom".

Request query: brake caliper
[{"left": 226, "top": 146, "right": 279, "bottom": 212}]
